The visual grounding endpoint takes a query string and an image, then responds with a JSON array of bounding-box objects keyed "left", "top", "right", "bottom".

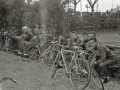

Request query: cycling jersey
[{"left": 93, "top": 43, "right": 116, "bottom": 64}]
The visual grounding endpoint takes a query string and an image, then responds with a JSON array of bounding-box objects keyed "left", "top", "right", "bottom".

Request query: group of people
[
  {"left": 2, "top": 27, "right": 117, "bottom": 84},
  {"left": 62, "top": 31, "right": 117, "bottom": 83}
]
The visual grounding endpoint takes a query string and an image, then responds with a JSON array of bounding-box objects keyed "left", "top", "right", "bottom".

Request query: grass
[{"left": 93, "top": 31, "right": 120, "bottom": 46}]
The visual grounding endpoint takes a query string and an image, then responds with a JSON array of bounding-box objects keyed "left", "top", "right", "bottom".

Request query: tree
[
  {"left": 70, "top": 0, "right": 81, "bottom": 15},
  {"left": 46, "top": 0, "right": 65, "bottom": 35},
  {"left": 8, "top": 0, "right": 25, "bottom": 31},
  {"left": 0, "top": 0, "right": 9, "bottom": 30},
  {"left": 87, "top": 0, "right": 98, "bottom": 30},
  {"left": 87, "top": 0, "right": 98, "bottom": 13}
]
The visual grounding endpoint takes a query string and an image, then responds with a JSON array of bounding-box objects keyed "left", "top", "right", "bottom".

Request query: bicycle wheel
[
  {"left": 89, "top": 66, "right": 104, "bottom": 90},
  {"left": 42, "top": 49, "right": 58, "bottom": 66},
  {"left": 70, "top": 55, "right": 91, "bottom": 90},
  {"left": 0, "top": 77, "right": 25, "bottom": 90},
  {"left": 24, "top": 45, "right": 40, "bottom": 60},
  {"left": 51, "top": 63, "right": 59, "bottom": 78},
  {"left": 50, "top": 51, "right": 62, "bottom": 78}
]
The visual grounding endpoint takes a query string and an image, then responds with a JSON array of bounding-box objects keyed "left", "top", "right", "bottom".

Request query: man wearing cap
[
  {"left": 19, "top": 26, "right": 41, "bottom": 52},
  {"left": 6, "top": 26, "right": 33, "bottom": 51}
]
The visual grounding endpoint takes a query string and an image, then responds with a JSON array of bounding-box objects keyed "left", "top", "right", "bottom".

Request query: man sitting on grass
[
  {"left": 5, "top": 26, "right": 33, "bottom": 55},
  {"left": 89, "top": 37, "right": 116, "bottom": 83}
]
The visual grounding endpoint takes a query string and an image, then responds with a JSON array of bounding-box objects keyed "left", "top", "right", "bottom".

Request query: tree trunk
[{"left": 74, "top": 4, "right": 77, "bottom": 16}]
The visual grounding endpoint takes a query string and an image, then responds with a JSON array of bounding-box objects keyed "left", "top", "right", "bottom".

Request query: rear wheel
[
  {"left": 23, "top": 45, "right": 40, "bottom": 60},
  {"left": 70, "top": 55, "right": 91, "bottom": 90}
]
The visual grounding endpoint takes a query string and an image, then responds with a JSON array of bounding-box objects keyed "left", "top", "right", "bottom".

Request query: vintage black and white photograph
[{"left": 0, "top": 0, "right": 120, "bottom": 90}]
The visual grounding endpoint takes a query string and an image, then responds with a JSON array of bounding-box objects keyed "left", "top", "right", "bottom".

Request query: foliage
[
  {"left": 70, "top": 0, "right": 81, "bottom": 15},
  {"left": 87, "top": 0, "right": 98, "bottom": 13},
  {"left": 0, "top": 0, "right": 9, "bottom": 30},
  {"left": 0, "top": 0, "right": 119, "bottom": 35},
  {"left": 46, "top": 0, "right": 66, "bottom": 36}
]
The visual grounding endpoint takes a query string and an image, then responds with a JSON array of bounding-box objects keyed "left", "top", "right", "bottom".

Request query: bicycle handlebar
[
  {"left": 82, "top": 49, "right": 96, "bottom": 56},
  {"left": 51, "top": 41, "right": 58, "bottom": 44}
]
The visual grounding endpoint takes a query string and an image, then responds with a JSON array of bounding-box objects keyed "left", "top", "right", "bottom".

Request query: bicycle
[
  {"left": 41, "top": 35, "right": 69, "bottom": 66},
  {"left": 51, "top": 46, "right": 91, "bottom": 90},
  {"left": 21, "top": 41, "right": 47, "bottom": 61},
  {"left": 21, "top": 35, "right": 68, "bottom": 64}
]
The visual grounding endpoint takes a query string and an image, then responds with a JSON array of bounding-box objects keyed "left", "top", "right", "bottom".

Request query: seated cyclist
[
  {"left": 19, "top": 26, "right": 41, "bottom": 53},
  {"left": 68, "top": 31, "right": 89, "bottom": 49},
  {"left": 89, "top": 38, "right": 116, "bottom": 83},
  {"left": 67, "top": 31, "right": 81, "bottom": 49},
  {"left": 6, "top": 26, "right": 33, "bottom": 53},
  {"left": 57, "top": 31, "right": 81, "bottom": 68},
  {"left": 88, "top": 31, "right": 104, "bottom": 45},
  {"left": 58, "top": 31, "right": 88, "bottom": 67},
  {"left": 78, "top": 31, "right": 89, "bottom": 50}
]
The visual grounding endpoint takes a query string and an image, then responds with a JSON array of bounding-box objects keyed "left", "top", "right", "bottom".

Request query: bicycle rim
[
  {"left": 90, "top": 67, "right": 104, "bottom": 90},
  {"left": 42, "top": 49, "right": 58, "bottom": 66},
  {"left": 51, "top": 64, "right": 58, "bottom": 78},
  {"left": 0, "top": 77, "right": 25, "bottom": 90},
  {"left": 70, "top": 57, "right": 91, "bottom": 90},
  {"left": 26, "top": 46, "right": 36, "bottom": 56}
]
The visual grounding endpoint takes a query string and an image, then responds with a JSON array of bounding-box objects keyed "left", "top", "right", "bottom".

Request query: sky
[{"left": 76, "top": 0, "right": 120, "bottom": 12}]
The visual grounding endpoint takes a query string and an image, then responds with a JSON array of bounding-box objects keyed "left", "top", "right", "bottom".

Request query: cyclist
[
  {"left": 87, "top": 31, "right": 114, "bottom": 62},
  {"left": 6, "top": 26, "right": 33, "bottom": 53},
  {"left": 58, "top": 31, "right": 89, "bottom": 68},
  {"left": 68, "top": 31, "right": 81, "bottom": 49},
  {"left": 89, "top": 38, "right": 116, "bottom": 83},
  {"left": 56, "top": 31, "right": 81, "bottom": 68},
  {"left": 79, "top": 31, "right": 89, "bottom": 50},
  {"left": 19, "top": 26, "right": 41, "bottom": 53},
  {"left": 88, "top": 31, "right": 104, "bottom": 45}
]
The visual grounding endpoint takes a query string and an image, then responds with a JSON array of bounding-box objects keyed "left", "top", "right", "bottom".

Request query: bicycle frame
[
  {"left": 40, "top": 35, "right": 69, "bottom": 59},
  {"left": 22, "top": 35, "right": 69, "bottom": 62},
  {"left": 53, "top": 47, "right": 80, "bottom": 74}
]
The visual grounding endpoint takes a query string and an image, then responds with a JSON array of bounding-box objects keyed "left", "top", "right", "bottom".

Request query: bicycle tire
[
  {"left": 0, "top": 77, "right": 25, "bottom": 90},
  {"left": 23, "top": 45, "right": 39, "bottom": 60},
  {"left": 42, "top": 49, "right": 58, "bottom": 66},
  {"left": 51, "top": 63, "right": 59, "bottom": 78},
  {"left": 69, "top": 55, "right": 91, "bottom": 90},
  {"left": 90, "top": 66, "right": 104, "bottom": 90}
]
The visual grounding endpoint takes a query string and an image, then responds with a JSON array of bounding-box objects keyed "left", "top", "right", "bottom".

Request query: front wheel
[
  {"left": 23, "top": 45, "right": 39, "bottom": 60},
  {"left": 89, "top": 66, "right": 104, "bottom": 90},
  {"left": 70, "top": 55, "right": 91, "bottom": 90}
]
